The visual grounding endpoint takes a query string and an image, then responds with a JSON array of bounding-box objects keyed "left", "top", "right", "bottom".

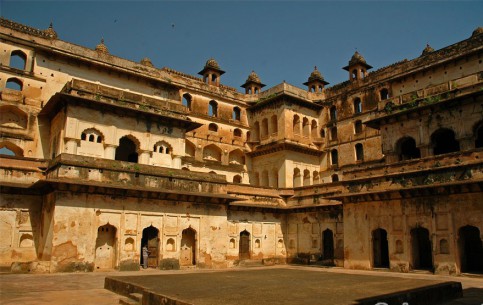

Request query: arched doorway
[
  {"left": 431, "top": 128, "right": 460, "bottom": 155},
  {"left": 322, "top": 229, "right": 334, "bottom": 261},
  {"left": 411, "top": 227, "right": 433, "bottom": 270},
  {"left": 372, "top": 228, "right": 389, "bottom": 268},
  {"left": 239, "top": 230, "right": 250, "bottom": 260},
  {"left": 141, "top": 226, "right": 159, "bottom": 268},
  {"left": 458, "top": 226, "right": 483, "bottom": 273},
  {"left": 115, "top": 136, "right": 138, "bottom": 163},
  {"left": 95, "top": 224, "right": 117, "bottom": 270},
  {"left": 180, "top": 227, "right": 196, "bottom": 266}
]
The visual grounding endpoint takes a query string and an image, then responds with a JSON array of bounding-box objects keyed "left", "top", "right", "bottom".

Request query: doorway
[
  {"left": 372, "top": 228, "right": 389, "bottom": 268},
  {"left": 180, "top": 227, "right": 196, "bottom": 266},
  {"left": 95, "top": 224, "right": 117, "bottom": 270},
  {"left": 115, "top": 136, "right": 138, "bottom": 163},
  {"left": 322, "top": 229, "right": 334, "bottom": 260},
  {"left": 141, "top": 226, "right": 159, "bottom": 268},
  {"left": 411, "top": 227, "right": 433, "bottom": 270},
  {"left": 458, "top": 225, "right": 483, "bottom": 273},
  {"left": 239, "top": 230, "right": 250, "bottom": 260}
]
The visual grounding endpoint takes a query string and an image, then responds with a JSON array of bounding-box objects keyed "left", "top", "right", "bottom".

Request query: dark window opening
[
  {"left": 81, "top": 133, "right": 87, "bottom": 141},
  {"left": 233, "top": 107, "right": 241, "bottom": 121},
  {"left": 411, "top": 227, "right": 433, "bottom": 270},
  {"left": 208, "top": 100, "right": 218, "bottom": 117},
  {"left": 373, "top": 228, "right": 389, "bottom": 268},
  {"left": 115, "top": 136, "right": 138, "bottom": 163},
  {"left": 354, "top": 120, "right": 363, "bottom": 134},
  {"left": 322, "top": 229, "right": 334, "bottom": 260},
  {"left": 208, "top": 123, "right": 218, "bottom": 132},
  {"left": 330, "top": 127, "right": 338, "bottom": 140},
  {"left": 475, "top": 122, "right": 483, "bottom": 148},
  {"left": 89, "top": 134, "right": 95, "bottom": 142},
  {"left": 331, "top": 149, "right": 338, "bottom": 165},
  {"left": 397, "top": 137, "right": 421, "bottom": 161},
  {"left": 458, "top": 225, "right": 483, "bottom": 273},
  {"left": 431, "top": 128, "right": 460, "bottom": 155},
  {"left": 380, "top": 88, "right": 389, "bottom": 100},
  {"left": 355, "top": 143, "right": 364, "bottom": 161},
  {"left": 182, "top": 94, "right": 192, "bottom": 111},
  {"left": 331, "top": 174, "right": 339, "bottom": 182},
  {"left": 330, "top": 106, "right": 337, "bottom": 121},
  {"left": 234, "top": 128, "right": 242, "bottom": 137}
]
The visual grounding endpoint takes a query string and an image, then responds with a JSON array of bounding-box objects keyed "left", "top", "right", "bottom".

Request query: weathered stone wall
[{"left": 343, "top": 193, "right": 483, "bottom": 274}]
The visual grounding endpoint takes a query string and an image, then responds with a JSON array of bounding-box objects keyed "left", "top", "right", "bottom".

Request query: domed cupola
[
  {"left": 44, "top": 22, "right": 58, "bottom": 39},
  {"left": 198, "top": 58, "right": 225, "bottom": 86},
  {"left": 303, "top": 66, "right": 329, "bottom": 93},
  {"left": 241, "top": 70, "right": 265, "bottom": 94},
  {"left": 421, "top": 44, "right": 435, "bottom": 56},
  {"left": 343, "top": 51, "right": 372, "bottom": 82},
  {"left": 95, "top": 38, "right": 109, "bottom": 55}
]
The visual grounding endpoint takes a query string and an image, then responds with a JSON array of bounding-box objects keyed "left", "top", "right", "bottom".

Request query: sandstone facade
[{"left": 0, "top": 19, "right": 481, "bottom": 275}]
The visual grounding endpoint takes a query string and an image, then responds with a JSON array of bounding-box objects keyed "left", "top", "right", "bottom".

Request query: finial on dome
[
  {"left": 44, "top": 21, "right": 58, "bottom": 39},
  {"left": 95, "top": 38, "right": 109, "bottom": 55}
]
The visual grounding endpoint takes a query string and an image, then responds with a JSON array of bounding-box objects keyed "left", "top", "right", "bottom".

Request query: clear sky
[{"left": 1, "top": 1, "right": 482, "bottom": 90}]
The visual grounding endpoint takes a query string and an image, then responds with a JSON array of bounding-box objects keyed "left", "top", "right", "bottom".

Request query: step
[{"left": 119, "top": 296, "right": 139, "bottom": 305}]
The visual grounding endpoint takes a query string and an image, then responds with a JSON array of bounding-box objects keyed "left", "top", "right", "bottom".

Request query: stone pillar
[
  {"left": 138, "top": 150, "right": 151, "bottom": 165},
  {"left": 458, "top": 137, "right": 474, "bottom": 151},
  {"left": 419, "top": 144, "right": 432, "bottom": 158},
  {"left": 104, "top": 144, "right": 117, "bottom": 160},
  {"left": 64, "top": 138, "right": 78, "bottom": 155},
  {"left": 172, "top": 155, "right": 182, "bottom": 169}
]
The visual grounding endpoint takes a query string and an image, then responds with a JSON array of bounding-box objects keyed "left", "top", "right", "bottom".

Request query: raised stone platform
[{"left": 105, "top": 268, "right": 463, "bottom": 305}]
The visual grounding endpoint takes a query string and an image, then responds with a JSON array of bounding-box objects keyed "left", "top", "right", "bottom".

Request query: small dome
[
  {"left": 205, "top": 58, "right": 220, "bottom": 70},
  {"left": 472, "top": 26, "right": 483, "bottom": 37},
  {"left": 349, "top": 51, "right": 367, "bottom": 66},
  {"left": 308, "top": 66, "right": 324, "bottom": 82},
  {"left": 140, "top": 57, "right": 154, "bottom": 67},
  {"left": 44, "top": 22, "right": 57, "bottom": 39},
  {"left": 95, "top": 38, "right": 109, "bottom": 55},
  {"left": 246, "top": 70, "right": 261, "bottom": 83},
  {"left": 421, "top": 44, "right": 434, "bottom": 56}
]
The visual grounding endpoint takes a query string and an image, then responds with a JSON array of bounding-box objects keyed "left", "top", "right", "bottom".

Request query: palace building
[{"left": 0, "top": 18, "right": 482, "bottom": 275}]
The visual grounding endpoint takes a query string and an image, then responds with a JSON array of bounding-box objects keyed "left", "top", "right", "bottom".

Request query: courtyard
[{"left": 1, "top": 266, "right": 482, "bottom": 305}]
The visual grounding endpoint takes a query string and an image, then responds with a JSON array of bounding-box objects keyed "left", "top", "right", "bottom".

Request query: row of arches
[
  {"left": 0, "top": 105, "right": 28, "bottom": 130},
  {"left": 371, "top": 226, "right": 482, "bottom": 273},
  {"left": 395, "top": 124, "right": 483, "bottom": 161},
  {"left": 293, "top": 115, "right": 318, "bottom": 139},
  {"left": 252, "top": 115, "right": 279, "bottom": 142},
  {"left": 185, "top": 141, "right": 245, "bottom": 165},
  {"left": 182, "top": 94, "right": 242, "bottom": 121},
  {"left": 329, "top": 143, "right": 364, "bottom": 166},
  {"left": 207, "top": 123, "right": 244, "bottom": 138}
]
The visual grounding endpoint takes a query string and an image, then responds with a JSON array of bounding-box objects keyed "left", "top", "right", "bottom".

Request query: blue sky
[{"left": 1, "top": 1, "right": 482, "bottom": 90}]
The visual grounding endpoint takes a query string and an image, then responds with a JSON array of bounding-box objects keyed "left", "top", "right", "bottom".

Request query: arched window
[
  {"left": 353, "top": 98, "right": 362, "bottom": 114},
  {"left": 232, "top": 107, "right": 241, "bottom": 121},
  {"left": 330, "top": 127, "right": 338, "bottom": 140},
  {"left": 380, "top": 88, "right": 389, "bottom": 100},
  {"left": 182, "top": 93, "right": 192, "bottom": 111},
  {"left": 6, "top": 78, "right": 22, "bottom": 91},
  {"left": 354, "top": 120, "right": 363, "bottom": 134},
  {"left": 208, "top": 123, "right": 218, "bottom": 132},
  {"left": 352, "top": 69, "right": 358, "bottom": 80},
  {"left": 293, "top": 168, "right": 301, "bottom": 187},
  {"left": 81, "top": 128, "right": 103, "bottom": 143},
  {"left": 233, "top": 175, "right": 242, "bottom": 184},
  {"left": 396, "top": 137, "right": 420, "bottom": 161},
  {"left": 302, "top": 117, "right": 310, "bottom": 137},
  {"left": 311, "top": 120, "right": 318, "bottom": 138},
  {"left": 115, "top": 136, "right": 139, "bottom": 163},
  {"left": 234, "top": 128, "right": 242, "bottom": 137},
  {"left": 228, "top": 149, "right": 245, "bottom": 165},
  {"left": 355, "top": 143, "right": 364, "bottom": 161},
  {"left": 261, "top": 118, "right": 269, "bottom": 138},
  {"left": 270, "top": 115, "right": 278, "bottom": 134},
  {"left": 330, "top": 149, "right": 338, "bottom": 165},
  {"left": 320, "top": 128, "right": 326, "bottom": 138},
  {"left": 154, "top": 141, "right": 172, "bottom": 154},
  {"left": 253, "top": 121, "right": 260, "bottom": 142},
  {"left": 303, "top": 169, "right": 310, "bottom": 186},
  {"left": 330, "top": 106, "right": 337, "bottom": 121},
  {"left": 203, "top": 144, "right": 222, "bottom": 161},
  {"left": 0, "top": 105, "right": 28, "bottom": 129},
  {"left": 0, "top": 141, "right": 23, "bottom": 157},
  {"left": 9, "top": 50, "right": 27, "bottom": 70},
  {"left": 331, "top": 174, "right": 339, "bottom": 182},
  {"left": 185, "top": 140, "right": 196, "bottom": 157},
  {"left": 313, "top": 171, "right": 320, "bottom": 184},
  {"left": 293, "top": 115, "right": 301, "bottom": 135},
  {"left": 474, "top": 121, "right": 483, "bottom": 148},
  {"left": 431, "top": 128, "right": 460, "bottom": 155},
  {"left": 208, "top": 100, "right": 218, "bottom": 117}
]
